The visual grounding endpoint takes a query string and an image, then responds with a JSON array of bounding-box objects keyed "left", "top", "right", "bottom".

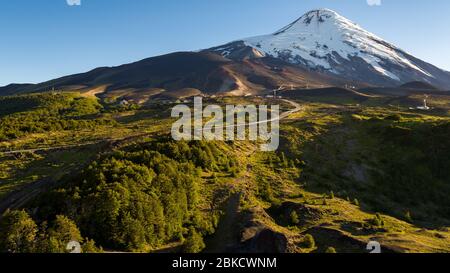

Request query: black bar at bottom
[{"left": 0, "top": 253, "right": 444, "bottom": 272}]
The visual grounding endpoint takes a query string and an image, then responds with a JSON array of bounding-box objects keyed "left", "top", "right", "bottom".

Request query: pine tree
[
  {"left": 0, "top": 210, "right": 38, "bottom": 253},
  {"left": 290, "top": 211, "right": 300, "bottom": 225},
  {"left": 231, "top": 168, "right": 238, "bottom": 178},
  {"left": 281, "top": 152, "right": 289, "bottom": 168},
  {"left": 325, "top": 247, "right": 337, "bottom": 253},
  {"left": 290, "top": 160, "right": 296, "bottom": 168},
  {"left": 301, "top": 234, "right": 316, "bottom": 249},
  {"left": 183, "top": 227, "right": 205, "bottom": 253},
  {"left": 370, "top": 213, "right": 385, "bottom": 228},
  {"left": 47, "top": 215, "right": 83, "bottom": 253},
  {"left": 405, "top": 211, "right": 413, "bottom": 223}
]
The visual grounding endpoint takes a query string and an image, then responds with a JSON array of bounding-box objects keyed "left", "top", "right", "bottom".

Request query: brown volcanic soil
[
  {"left": 283, "top": 87, "right": 374, "bottom": 102},
  {"left": 0, "top": 52, "right": 346, "bottom": 100}
]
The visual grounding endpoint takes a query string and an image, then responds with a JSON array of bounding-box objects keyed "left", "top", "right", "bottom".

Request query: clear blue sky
[{"left": 1, "top": 0, "right": 449, "bottom": 86}]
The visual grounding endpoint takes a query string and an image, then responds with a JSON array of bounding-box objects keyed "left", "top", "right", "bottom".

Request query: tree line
[{"left": 0, "top": 138, "right": 238, "bottom": 253}]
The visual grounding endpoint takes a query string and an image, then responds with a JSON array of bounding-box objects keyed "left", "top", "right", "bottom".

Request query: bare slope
[{"left": 0, "top": 52, "right": 342, "bottom": 100}]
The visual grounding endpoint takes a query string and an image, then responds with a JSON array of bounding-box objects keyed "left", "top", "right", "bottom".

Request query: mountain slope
[
  {"left": 0, "top": 52, "right": 344, "bottom": 99},
  {"left": 206, "top": 9, "right": 450, "bottom": 89}
]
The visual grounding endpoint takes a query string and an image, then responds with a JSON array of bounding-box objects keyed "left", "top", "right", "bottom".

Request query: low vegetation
[
  {"left": 0, "top": 93, "right": 114, "bottom": 141},
  {"left": 1, "top": 91, "right": 450, "bottom": 253}
]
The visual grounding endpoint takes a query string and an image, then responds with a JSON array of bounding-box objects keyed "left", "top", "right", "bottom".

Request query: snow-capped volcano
[
  {"left": 246, "top": 9, "right": 429, "bottom": 79},
  {"left": 207, "top": 9, "right": 450, "bottom": 88}
]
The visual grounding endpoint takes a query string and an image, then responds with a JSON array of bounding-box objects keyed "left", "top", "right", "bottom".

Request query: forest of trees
[
  {"left": 1, "top": 138, "right": 237, "bottom": 253},
  {"left": 0, "top": 93, "right": 115, "bottom": 141},
  {"left": 0, "top": 210, "right": 100, "bottom": 253}
]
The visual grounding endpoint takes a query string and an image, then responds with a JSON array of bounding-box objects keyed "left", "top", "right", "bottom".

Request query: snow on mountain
[
  {"left": 245, "top": 9, "right": 431, "bottom": 78},
  {"left": 207, "top": 9, "right": 450, "bottom": 89}
]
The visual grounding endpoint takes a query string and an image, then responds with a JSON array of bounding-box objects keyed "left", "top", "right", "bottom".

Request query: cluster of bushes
[
  {"left": 17, "top": 139, "right": 236, "bottom": 252},
  {"left": 301, "top": 234, "right": 316, "bottom": 249},
  {"left": 0, "top": 210, "right": 100, "bottom": 253},
  {"left": 256, "top": 151, "right": 302, "bottom": 203},
  {"left": 0, "top": 93, "right": 115, "bottom": 141},
  {"left": 266, "top": 152, "right": 300, "bottom": 170},
  {"left": 256, "top": 176, "right": 276, "bottom": 203},
  {"left": 367, "top": 213, "right": 385, "bottom": 228}
]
